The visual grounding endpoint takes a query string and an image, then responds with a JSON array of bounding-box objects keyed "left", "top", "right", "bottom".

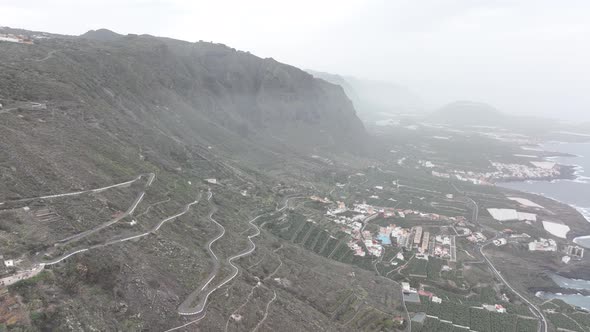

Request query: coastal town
[
  {"left": 428, "top": 159, "right": 567, "bottom": 185},
  {"left": 295, "top": 147, "right": 590, "bottom": 332}
]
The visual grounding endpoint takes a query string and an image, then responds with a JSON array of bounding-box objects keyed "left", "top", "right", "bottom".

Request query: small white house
[{"left": 401, "top": 282, "right": 411, "bottom": 292}]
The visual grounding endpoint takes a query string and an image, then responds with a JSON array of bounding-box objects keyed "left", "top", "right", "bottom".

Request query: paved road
[
  {"left": 0, "top": 194, "right": 200, "bottom": 285},
  {"left": 177, "top": 191, "right": 225, "bottom": 314},
  {"left": 479, "top": 242, "right": 547, "bottom": 332},
  {"left": 56, "top": 173, "right": 156, "bottom": 245},
  {"left": 32, "top": 50, "right": 56, "bottom": 62},
  {"left": 467, "top": 196, "right": 479, "bottom": 223},
  {"left": 176, "top": 195, "right": 295, "bottom": 318},
  {"left": 40, "top": 193, "right": 201, "bottom": 266},
  {"left": 451, "top": 182, "right": 479, "bottom": 223},
  {"left": 450, "top": 235, "right": 457, "bottom": 262},
  {"left": 0, "top": 173, "right": 151, "bottom": 205},
  {"left": 454, "top": 182, "right": 544, "bottom": 331},
  {"left": 178, "top": 206, "right": 266, "bottom": 316},
  {"left": 0, "top": 264, "right": 45, "bottom": 286}
]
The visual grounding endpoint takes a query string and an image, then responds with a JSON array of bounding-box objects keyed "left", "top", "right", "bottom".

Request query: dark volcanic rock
[
  {"left": 1, "top": 29, "right": 367, "bottom": 156},
  {"left": 79, "top": 28, "right": 123, "bottom": 42}
]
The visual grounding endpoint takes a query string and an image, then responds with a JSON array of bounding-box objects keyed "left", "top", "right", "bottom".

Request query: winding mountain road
[
  {"left": 41, "top": 193, "right": 201, "bottom": 266},
  {"left": 169, "top": 195, "right": 297, "bottom": 332},
  {"left": 177, "top": 191, "right": 225, "bottom": 313},
  {"left": 177, "top": 202, "right": 266, "bottom": 316},
  {"left": 0, "top": 173, "right": 153, "bottom": 205},
  {"left": 56, "top": 173, "right": 156, "bottom": 245}
]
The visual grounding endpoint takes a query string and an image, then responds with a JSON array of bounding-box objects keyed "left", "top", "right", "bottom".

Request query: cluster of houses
[
  {"left": 347, "top": 240, "right": 367, "bottom": 257},
  {"left": 482, "top": 304, "right": 507, "bottom": 314},
  {"left": 528, "top": 238, "right": 557, "bottom": 252},
  {"left": 430, "top": 160, "right": 562, "bottom": 184},
  {"left": 431, "top": 235, "right": 453, "bottom": 259},
  {"left": 0, "top": 33, "right": 34, "bottom": 44},
  {"left": 431, "top": 170, "right": 492, "bottom": 185},
  {"left": 345, "top": 228, "right": 386, "bottom": 258},
  {"left": 561, "top": 245, "right": 584, "bottom": 264},
  {"left": 402, "top": 282, "right": 444, "bottom": 305},
  {"left": 467, "top": 232, "right": 487, "bottom": 243},
  {"left": 327, "top": 200, "right": 464, "bottom": 226},
  {"left": 491, "top": 161, "right": 560, "bottom": 180},
  {"left": 322, "top": 198, "right": 465, "bottom": 260}
]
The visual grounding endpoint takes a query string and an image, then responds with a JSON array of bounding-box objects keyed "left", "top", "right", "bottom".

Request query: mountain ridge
[
  {"left": 1, "top": 29, "right": 368, "bottom": 159},
  {"left": 307, "top": 69, "right": 425, "bottom": 122}
]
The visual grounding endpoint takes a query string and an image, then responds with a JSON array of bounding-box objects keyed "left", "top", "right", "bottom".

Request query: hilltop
[
  {"left": 429, "top": 101, "right": 506, "bottom": 126},
  {"left": 79, "top": 28, "right": 123, "bottom": 41},
  {"left": 307, "top": 70, "right": 425, "bottom": 122}
]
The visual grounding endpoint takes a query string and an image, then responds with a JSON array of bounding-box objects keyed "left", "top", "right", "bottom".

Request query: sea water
[{"left": 499, "top": 142, "right": 590, "bottom": 309}]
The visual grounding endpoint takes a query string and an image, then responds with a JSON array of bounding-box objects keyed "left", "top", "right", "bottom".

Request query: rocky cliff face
[
  {"left": 0, "top": 29, "right": 391, "bottom": 332},
  {"left": 1, "top": 29, "right": 366, "bottom": 157}
]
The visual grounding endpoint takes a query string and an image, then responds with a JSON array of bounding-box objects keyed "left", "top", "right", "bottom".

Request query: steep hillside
[
  {"left": 307, "top": 70, "right": 425, "bottom": 122},
  {"left": 2, "top": 28, "right": 367, "bottom": 159},
  {"left": 0, "top": 29, "right": 403, "bottom": 332}
]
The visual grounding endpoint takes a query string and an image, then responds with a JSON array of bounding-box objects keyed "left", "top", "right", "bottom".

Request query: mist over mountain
[
  {"left": 429, "top": 101, "right": 505, "bottom": 126},
  {"left": 80, "top": 28, "right": 123, "bottom": 42},
  {"left": 1, "top": 27, "right": 367, "bottom": 163},
  {"left": 2, "top": 18, "right": 590, "bottom": 332},
  {"left": 427, "top": 100, "right": 560, "bottom": 134},
  {"left": 307, "top": 70, "right": 425, "bottom": 122},
  {"left": 3, "top": 2, "right": 590, "bottom": 331}
]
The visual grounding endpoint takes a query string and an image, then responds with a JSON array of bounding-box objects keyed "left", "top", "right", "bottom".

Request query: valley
[{"left": 1, "top": 27, "right": 590, "bottom": 332}]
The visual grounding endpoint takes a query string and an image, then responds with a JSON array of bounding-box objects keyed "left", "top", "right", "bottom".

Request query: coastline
[
  {"left": 497, "top": 182, "right": 590, "bottom": 248},
  {"left": 493, "top": 163, "right": 577, "bottom": 185},
  {"left": 499, "top": 140, "right": 590, "bottom": 310},
  {"left": 500, "top": 141, "right": 590, "bottom": 247}
]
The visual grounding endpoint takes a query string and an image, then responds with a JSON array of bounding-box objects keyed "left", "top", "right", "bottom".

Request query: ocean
[
  {"left": 500, "top": 142, "right": 590, "bottom": 246},
  {"left": 499, "top": 142, "right": 590, "bottom": 309}
]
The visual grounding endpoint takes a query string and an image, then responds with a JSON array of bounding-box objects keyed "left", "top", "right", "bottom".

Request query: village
[
  {"left": 0, "top": 32, "right": 35, "bottom": 44},
  {"left": 428, "top": 159, "right": 564, "bottom": 185},
  {"left": 302, "top": 160, "right": 590, "bottom": 332},
  {"left": 484, "top": 206, "right": 585, "bottom": 263},
  {"left": 315, "top": 196, "right": 463, "bottom": 263}
]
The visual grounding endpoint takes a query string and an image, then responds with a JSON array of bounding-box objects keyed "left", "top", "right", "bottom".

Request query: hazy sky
[{"left": 2, "top": 0, "right": 589, "bottom": 120}]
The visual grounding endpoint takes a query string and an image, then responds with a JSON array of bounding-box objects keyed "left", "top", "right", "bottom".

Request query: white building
[
  {"left": 488, "top": 208, "right": 537, "bottom": 222},
  {"left": 528, "top": 238, "right": 557, "bottom": 252},
  {"left": 402, "top": 282, "right": 411, "bottom": 292},
  {"left": 542, "top": 221, "right": 570, "bottom": 239},
  {"left": 493, "top": 238, "right": 507, "bottom": 246}
]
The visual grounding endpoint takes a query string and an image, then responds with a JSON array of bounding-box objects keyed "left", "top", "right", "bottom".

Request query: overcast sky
[{"left": 2, "top": 0, "right": 589, "bottom": 120}]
